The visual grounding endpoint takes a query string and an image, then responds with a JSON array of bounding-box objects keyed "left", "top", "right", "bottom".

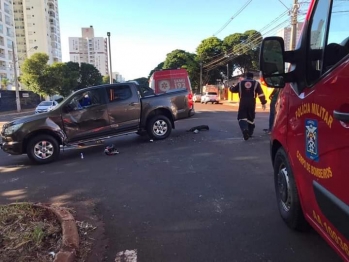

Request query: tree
[
  {"left": 20, "top": 53, "right": 55, "bottom": 96},
  {"left": 162, "top": 49, "right": 200, "bottom": 90},
  {"left": 148, "top": 62, "right": 164, "bottom": 79},
  {"left": 195, "top": 37, "right": 226, "bottom": 85},
  {"left": 196, "top": 37, "right": 223, "bottom": 63},
  {"left": 77, "top": 63, "right": 102, "bottom": 90},
  {"left": 47, "top": 63, "right": 79, "bottom": 97},
  {"left": 131, "top": 77, "right": 148, "bottom": 86},
  {"left": 102, "top": 75, "right": 117, "bottom": 84},
  {"left": 1, "top": 78, "right": 9, "bottom": 90},
  {"left": 222, "top": 30, "right": 262, "bottom": 73}
]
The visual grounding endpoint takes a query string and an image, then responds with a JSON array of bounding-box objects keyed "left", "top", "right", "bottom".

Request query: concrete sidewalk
[{"left": 0, "top": 108, "right": 34, "bottom": 117}]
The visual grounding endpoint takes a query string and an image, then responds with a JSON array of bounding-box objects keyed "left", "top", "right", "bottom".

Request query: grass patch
[{"left": 0, "top": 203, "right": 62, "bottom": 262}]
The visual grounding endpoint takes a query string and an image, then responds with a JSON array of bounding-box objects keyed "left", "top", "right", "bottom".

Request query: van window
[{"left": 307, "top": 0, "right": 349, "bottom": 85}]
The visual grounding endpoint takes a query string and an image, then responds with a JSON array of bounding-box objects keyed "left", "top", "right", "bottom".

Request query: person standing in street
[
  {"left": 263, "top": 88, "right": 280, "bottom": 134},
  {"left": 229, "top": 72, "right": 267, "bottom": 141}
]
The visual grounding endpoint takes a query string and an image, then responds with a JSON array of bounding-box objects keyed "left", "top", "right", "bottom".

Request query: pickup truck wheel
[
  {"left": 274, "top": 147, "right": 309, "bottom": 231},
  {"left": 27, "top": 134, "right": 60, "bottom": 164},
  {"left": 147, "top": 115, "right": 172, "bottom": 140}
]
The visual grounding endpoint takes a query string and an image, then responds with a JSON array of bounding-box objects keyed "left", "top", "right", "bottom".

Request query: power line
[
  {"left": 277, "top": 0, "right": 290, "bottom": 10},
  {"left": 203, "top": 10, "right": 289, "bottom": 69},
  {"left": 213, "top": 0, "right": 253, "bottom": 36},
  {"left": 205, "top": 18, "right": 291, "bottom": 72},
  {"left": 202, "top": 10, "right": 289, "bottom": 65}
]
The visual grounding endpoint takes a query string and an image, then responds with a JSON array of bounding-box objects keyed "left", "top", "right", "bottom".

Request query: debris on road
[
  {"left": 187, "top": 125, "right": 210, "bottom": 133},
  {"left": 81, "top": 153, "right": 84, "bottom": 159},
  {"left": 104, "top": 144, "right": 119, "bottom": 155},
  {"left": 149, "top": 139, "right": 154, "bottom": 142}
]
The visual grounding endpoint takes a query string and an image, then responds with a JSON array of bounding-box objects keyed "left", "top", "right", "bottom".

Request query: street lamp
[
  {"left": 107, "top": 32, "right": 112, "bottom": 84},
  {"left": 199, "top": 62, "right": 203, "bottom": 93},
  {"left": 12, "top": 43, "right": 38, "bottom": 112}
]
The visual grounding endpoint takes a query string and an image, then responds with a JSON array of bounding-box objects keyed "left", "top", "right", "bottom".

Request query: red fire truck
[{"left": 259, "top": 0, "right": 349, "bottom": 261}]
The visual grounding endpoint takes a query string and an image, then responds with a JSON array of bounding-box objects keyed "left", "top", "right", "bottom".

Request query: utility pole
[
  {"left": 226, "top": 63, "right": 229, "bottom": 82},
  {"left": 289, "top": 0, "right": 300, "bottom": 50},
  {"left": 12, "top": 41, "right": 21, "bottom": 112},
  {"left": 107, "top": 32, "right": 113, "bottom": 84},
  {"left": 199, "top": 62, "right": 203, "bottom": 93}
]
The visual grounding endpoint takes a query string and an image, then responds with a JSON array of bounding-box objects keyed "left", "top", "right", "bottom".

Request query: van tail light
[{"left": 188, "top": 92, "right": 193, "bottom": 109}]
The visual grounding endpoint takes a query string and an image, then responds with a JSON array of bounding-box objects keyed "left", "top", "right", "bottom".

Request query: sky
[{"left": 58, "top": 0, "right": 304, "bottom": 80}]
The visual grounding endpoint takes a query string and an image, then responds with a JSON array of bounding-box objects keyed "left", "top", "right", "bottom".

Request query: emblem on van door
[
  {"left": 305, "top": 119, "right": 319, "bottom": 162},
  {"left": 159, "top": 80, "right": 171, "bottom": 92}
]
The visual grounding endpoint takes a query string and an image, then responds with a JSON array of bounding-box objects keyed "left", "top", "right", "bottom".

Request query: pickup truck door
[
  {"left": 61, "top": 88, "right": 111, "bottom": 142},
  {"left": 106, "top": 84, "right": 141, "bottom": 132}
]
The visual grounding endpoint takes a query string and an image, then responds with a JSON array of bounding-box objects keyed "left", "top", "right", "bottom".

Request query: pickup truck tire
[
  {"left": 27, "top": 134, "right": 60, "bottom": 164},
  {"left": 147, "top": 115, "right": 172, "bottom": 140},
  {"left": 274, "top": 147, "right": 309, "bottom": 231}
]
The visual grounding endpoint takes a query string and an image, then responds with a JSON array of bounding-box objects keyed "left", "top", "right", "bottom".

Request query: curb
[
  {"left": 8, "top": 202, "right": 79, "bottom": 262},
  {"left": 0, "top": 109, "right": 34, "bottom": 117}
]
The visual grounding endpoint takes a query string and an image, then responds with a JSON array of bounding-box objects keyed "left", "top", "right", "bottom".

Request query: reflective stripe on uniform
[
  {"left": 238, "top": 118, "right": 255, "bottom": 125},
  {"left": 258, "top": 94, "right": 265, "bottom": 97}
]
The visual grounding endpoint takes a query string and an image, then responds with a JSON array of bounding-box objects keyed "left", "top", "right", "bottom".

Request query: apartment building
[
  {"left": 13, "top": 0, "right": 62, "bottom": 70},
  {"left": 276, "top": 22, "right": 304, "bottom": 51},
  {"left": 112, "top": 72, "right": 125, "bottom": 83},
  {"left": 0, "top": 0, "right": 17, "bottom": 84},
  {"left": 69, "top": 26, "right": 109, "bottom": 76}
]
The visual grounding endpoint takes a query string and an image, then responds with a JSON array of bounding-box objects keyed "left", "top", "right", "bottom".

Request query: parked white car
[
  {"left": 201, "top": 92, "right": 220, "bottom": 104},
  {"left": 35, "top": 101, "right": 58, "bottom": 114}
]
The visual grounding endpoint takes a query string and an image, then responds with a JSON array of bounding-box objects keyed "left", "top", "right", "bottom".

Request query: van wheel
[
  {"left": 274, "top": 147, "right": 309, "bottom": 231},
  {"left": 147, "top": 115, "right": 172, "bottom": 140},
  {"left": 27, "top": 134, "right": 60, "bottom": 164}
]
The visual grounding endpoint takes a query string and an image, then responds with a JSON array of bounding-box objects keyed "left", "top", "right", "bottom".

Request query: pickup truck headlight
[{"left": 3, "top": 123, "right": 23, "bottom": 135}]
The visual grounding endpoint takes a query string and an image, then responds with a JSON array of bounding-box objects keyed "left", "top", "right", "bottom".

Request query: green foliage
[
  {"left": 20, "top": 53, "right": 53, "bottom": 96},
  {"left": 1, "top": 78, "right": 10, "bottom": 90},
  {"left": 131, "top": 77, "right": 148, "bottom": 86},
  {"left": 147, "top": 29, "right": 262, "bottom": 85},
  {"left": 196, "top": 37, "right": 223, "bottom": 63},
  {"left": 163, "top": 49, "right": 200, "bottom": 89},
  {"left": 148, "top": 62, "right": 164, "bottom": 79},
  {"left": 48, "top": 62, "right": 79, "bottom": 97},
  {"left": 20, "top": 55, "right": 103, "bottom": 96},
  {"left": 102, "top": 75, "right": 117, "bottom": 84},
  {"left": 223, "top": 30, "right": 262, "bottom": 73},
  {"left": 77, "top": 63, "right": 103, "bottom": 90}
]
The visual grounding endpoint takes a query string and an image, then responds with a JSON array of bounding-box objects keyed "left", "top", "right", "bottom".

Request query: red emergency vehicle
[
  {"left": 149, "top": 68, "right": 194, "bottom": 112},
  {"left": 259, "top": 0, "right": 349, "bottom": 261}
]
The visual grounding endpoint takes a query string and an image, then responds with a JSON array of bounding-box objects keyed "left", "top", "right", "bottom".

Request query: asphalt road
[{"left": 0, "top": 103, "right": 341, "bottom": 262}]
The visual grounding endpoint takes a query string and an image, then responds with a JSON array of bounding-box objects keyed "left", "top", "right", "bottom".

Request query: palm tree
[{"left": 1, "top": 78, "right": 9, "bottom": 90}]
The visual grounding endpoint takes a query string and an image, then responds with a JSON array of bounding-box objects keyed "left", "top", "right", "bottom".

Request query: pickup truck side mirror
[{"left": 260, "top": 37, "right": 286, "bottom": 88}]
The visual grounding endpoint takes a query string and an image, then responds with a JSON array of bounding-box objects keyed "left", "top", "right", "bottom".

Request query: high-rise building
[
  {"left": 276, "top": 22, "right": 304, "bottom": 51},
  {"left": 13, "top": 0, "right": 62, "bottom": 71},
  {"left": 68, "top": 26, "right": 109, "bottom": 76},
  {"left": 0, "top": 0, "right": 17, "bottom": 84}
]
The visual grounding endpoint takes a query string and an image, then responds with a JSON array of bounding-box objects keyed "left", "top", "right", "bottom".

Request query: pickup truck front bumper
[{"left": 0, "top": 138, "right": 23, "bottom": 155}]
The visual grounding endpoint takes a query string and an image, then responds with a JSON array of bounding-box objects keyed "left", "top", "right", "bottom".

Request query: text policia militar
[
  {"left": 295, "top": 103, "right": 333, "bottom": 128},
  {"left": 296, "top": 151, "right": 332, "bottom": 179}
]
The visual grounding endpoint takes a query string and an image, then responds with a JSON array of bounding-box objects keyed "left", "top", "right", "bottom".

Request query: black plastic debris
[
  {"left": 187, "top": 125, "right": 210, "bottom": 133},
  {"left": 104, "top": 144, "right": 119, "bottom": 155}
]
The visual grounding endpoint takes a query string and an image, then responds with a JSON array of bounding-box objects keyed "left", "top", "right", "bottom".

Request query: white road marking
[{"left": 115, "top": 249, "right": 137, "bottom": 262}]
